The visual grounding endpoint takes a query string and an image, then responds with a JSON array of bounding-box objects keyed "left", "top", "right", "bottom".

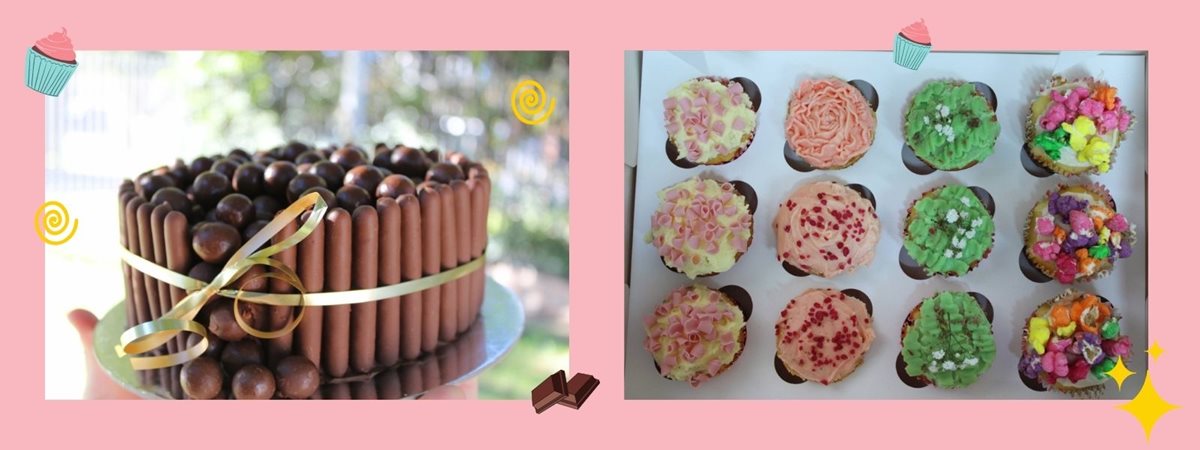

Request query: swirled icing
[
  {"left": 785, "top": 78, "right": 876, "bottom": 169},
  {"left": 34, "top": 28, "right": 76, "bottom": 62}
]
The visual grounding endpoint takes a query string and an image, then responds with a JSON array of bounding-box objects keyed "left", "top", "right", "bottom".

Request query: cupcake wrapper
[
  {"left": 893, "top": 35, "right": 931, "bottom": 70},
  {"left": 25, "top": 48, "right": 77, "bottom": 97}
]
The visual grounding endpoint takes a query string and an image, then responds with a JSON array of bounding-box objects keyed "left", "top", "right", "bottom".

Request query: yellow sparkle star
[
  {"left": 1106, "top": 356, "right": 1136, "bottom": 390},
  {"left": 1118, "top": 372, "right": 1179, "bottom": 441},
  {"left": 1147, "top": 341, "right": 1164, "bottom": 361}
]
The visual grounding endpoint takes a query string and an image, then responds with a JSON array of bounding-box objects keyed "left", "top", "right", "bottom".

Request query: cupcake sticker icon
[
  {"left": 893, "top": 19, "right": 931, "bottom": 70},
  {"left": 25, "top": 28, "right": 78, "bottom": 97}
]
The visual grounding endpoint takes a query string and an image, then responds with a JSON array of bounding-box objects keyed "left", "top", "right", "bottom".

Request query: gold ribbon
[{"left": 115, "top": 191, "right": 486, "bottom": 371}]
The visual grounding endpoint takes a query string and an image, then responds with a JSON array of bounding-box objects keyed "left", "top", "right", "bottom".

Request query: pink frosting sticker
[
  {"left": 35, "top": 28, "right": 76, "bottom": 63},
  {"left": 900, "top": 19, "right": 931, "bottom": 45}
]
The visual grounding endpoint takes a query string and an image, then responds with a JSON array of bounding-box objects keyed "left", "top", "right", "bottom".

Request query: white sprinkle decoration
[
  {"left": 955, "top": 251, "right": 963, "bottom": 259},
  {"left": 960, "top": 197, "right": 970, "bottom": 206},
  {"left": 929, "top": 363, "right": 940, "bottom": 373},
  {"left": 964, "top": 357, "right": 979, "bottom": 367},
  {"left": 924, "top": 116, "right": 930, "bottom": 124},
  {"left": 947, "top": 135, "right": 955, "bottom": 142},
  {"left": 971, "top": 218, "right": 983, "bottom": 228},
  {"left": 965, "top": 229, "right": 976, "bottom": 239},
  {"left": 944, "top": 249, "right": 954, "bottom": 258},
  {"left": 943, "top": 361, "right": 958, "bottom": 371},
  {"left": 932, "top": 349, "right": 945, "bottom": 360},
  {"left": 946, "top": 209, "right": 959, "bottom": 224}
]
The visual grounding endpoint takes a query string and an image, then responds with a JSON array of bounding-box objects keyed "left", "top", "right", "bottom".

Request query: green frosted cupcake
[
  {"left": 904, "top": 81, "right": 999, "bottom": 170},
  {"left": 903, "top": 185, "right": 995, "bottom": 276},
  {"left": 900, "top": 291, "right": 996, "bottom": 389}
]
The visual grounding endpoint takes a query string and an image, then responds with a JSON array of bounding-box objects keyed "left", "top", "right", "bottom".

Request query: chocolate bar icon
[
  {"left": 560, "top": 373, "right": 599, "bottom": 409},
  {"left": 532, "top": 370, "right": 567, "bottom": 414},
  {"left": 532, "top": 371, "right": 600, "bottom": 413}
]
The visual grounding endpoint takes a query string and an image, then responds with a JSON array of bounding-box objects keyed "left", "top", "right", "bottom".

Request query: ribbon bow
[{"left": 115, "top": 192, "right": 328, "bottom": 370}]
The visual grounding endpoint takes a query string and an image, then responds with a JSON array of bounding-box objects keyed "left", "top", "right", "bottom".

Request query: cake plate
[{"left": 95, "top": 275, "right": 524, "bottom": 399}]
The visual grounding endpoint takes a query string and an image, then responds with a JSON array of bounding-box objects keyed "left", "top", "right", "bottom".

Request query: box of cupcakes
[{"left": 625, "top": 51, "right": 1146, "bottom": 399}]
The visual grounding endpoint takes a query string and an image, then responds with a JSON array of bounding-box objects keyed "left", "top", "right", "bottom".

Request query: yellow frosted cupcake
[
  {"left": 646, "top": 176, "right": 753, "bottom": 278},
  {"left": 644, "top": 284, "right": 747, "bottom": 387}
]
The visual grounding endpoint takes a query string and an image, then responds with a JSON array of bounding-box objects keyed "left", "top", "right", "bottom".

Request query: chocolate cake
[{"left": 117, "top": 143, "right": 490, "bottom": 399}]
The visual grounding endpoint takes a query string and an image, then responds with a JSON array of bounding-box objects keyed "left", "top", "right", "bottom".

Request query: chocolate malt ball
[
  {"left": 426, "top": 162, "right": 465, "bottom": 184},
  {"left": 375, "top": 174, "right": 416, "bottom": 199},
  {"left": 331, "top": 147, "right": 367, "bottom": 171},
  {"left": 221, "top": 338, "right": 264, "bottom": 373},
  {"left": 343, "top": 165, "right": 385, "bottom": 194},
  {"left": 389, "top": 146, "right": 431, "bottom": 179},
  {"left": 274, "top": 355, "right": 320, "bottom": 399},
  {"left": 232, "top": 364, "right": 276, "bottom": 400},
  {"left": 136, "top": 173, "right": 175, "bottom": 201},
  {"left": 187, "top": 331, "right": 224, "bottom": 360},
  {"left": 335, "top": 185, "right": 372, "bottom": 211},
  {"left": 150, "top": 187, "right": 192, "bottom": 213},
  {"left": 180, "top": 356, "right": 223, "bottom": 400},
  {"left": 192, "top": 172, "right": 233, "bottom": 209},
  {"left": 306, "top": 160, "right": 346, "bottom": 191},
  {"left": 286, "top": 173, "right": 326, "bottom": 203},
  {"left": 295, "top": 150, "right": 325, "bottom": 165},
  {"left": 252, "top": 195, "right": 282, "bottom": 221},
  {"left": 207, "top": 302, "right": 248, "bottom": 342},
  {"left": 189, "top": 156, "right": 215, "bottom": 178},
  {"left": 210, "top": 158, "right": 240, "bottom": 180},
  {"left": 279, "top": 141, "right": 311, "bottom": 162},
  {"left": 192, "top": 222, "right": 242, "bottom": 264},
  {"left": 263, "top": 161, "right": 299, "bottom": 198},
  {"left": 232, "top": 163, "right": 266, "bottom": 198},
  {"left": 215, "top": 194, "right": 254, "bottom": 230}
]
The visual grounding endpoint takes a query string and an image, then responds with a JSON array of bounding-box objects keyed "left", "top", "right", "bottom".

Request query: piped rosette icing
[
  {"left": 663, "top": 78, "right": 757, "bottom": 165},
  {"left": 785, "top": 78, "right": 877, "bottom": 169},
  {"left": 899, "top": 19, "right": 931, "bottom": 45},
  {"left": 900, "top": 291, "right": 996, "bottom": 389},
  {"left": 646, "top": 177, "right": 753, "bottom": 279},
  {"left": 775, "top": 289, "right": 874, "bottom": 384},
  {"left": 644, "top": 284, "right": 746, "bottom": 387},
  {"left": 1025, "top": 184, "right": 1134, "bottom": 284},
  {"left": 1019, "top": 290, "right": 1131, "bottom": 395},
  {"left": 774, "top": 181, "right": 879, "bottom": 277},
  {"left": 1027, "top": 77, "right": 1134, "bottom": 175},
  {"left": 33, "top": 27, "right": 76, "bottom": 63}
]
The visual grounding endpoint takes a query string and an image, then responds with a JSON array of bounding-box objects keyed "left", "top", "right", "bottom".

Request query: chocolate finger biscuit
[
  {"left": 398, "top": 194, "right": 423, "bottom": 360},
  {"left": 435, "top": 183, "right": 458, "bottom": 342},
  {"left": 376, "top": 198, "right": 402, "bottom": 366},
  {"left": 452, "top": 181, "right": 471, "bottom": 334},
  {"left": 163, "top": 210, "right": 190, "bottom": 399},
  {"left": 351, "top": 205, "right": 379, "bottom": 374},
  {"left": 149, "top": 204, "right": 177, "bottom": 396},
  {"left": 323, "top": 207, "right": 352, "bottom": 377},
  {"left": 418, "top": 186, "right": 441, "bottom": 352},
  {"left": 295, "top": 212, "right": 325, "bottom": 369}
]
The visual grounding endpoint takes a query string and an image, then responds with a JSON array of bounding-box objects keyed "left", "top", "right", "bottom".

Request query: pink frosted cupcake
[
  {"left": 785, "top": 78, "right": 877, "bottom": 169},
  {"left": 25, "top": 28, "right": 78, "bottom": 96}
]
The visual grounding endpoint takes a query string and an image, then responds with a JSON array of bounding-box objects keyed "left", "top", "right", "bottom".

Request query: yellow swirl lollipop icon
[
  {"left": 35, "top": 200, "right": 78, "bottom": 245},
  {"left": 511, "top": 79, "right": 556, "bottom": 126}
]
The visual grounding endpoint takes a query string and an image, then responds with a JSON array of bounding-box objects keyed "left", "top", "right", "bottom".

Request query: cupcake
[
  {"left": 902, "top": 185, "right": 995, "bottom": 276},
  {"left": 663, "top": 77, "right": 758, "bottom": 166},
  {"left": 775, "top": 288, "right": 875, "bottom": 385},
  {"left": 784, "top": 78, "right": 877, "bottom": 169},
  {"left": 25, "top": 28, "right": 78, "bottom": 97},
  {"left": 1018, "top": 289, "right": 1132, "bottom": 395},
  {"left": 904, "top": 81, "right": 999, "bottom": 171},
  {"left": 1026, "top": 77, "right": 1135, "bottom": 175},
  {"left": 646, "top": 177, "right": 753, "bottom": 278},
  {"left": 774, "top": 181, "right": 880, "bottom": 277},
  {"left": 900, "top": 291, "right": 996, "bottom": 389},
  {"left": 644, "top": 284, "right": 747, "bottom": 387},
  {"left": 893, "top": 19, "right": 932, "bottom": 70},
  {"left": 1024, "top": 184, "right": 1135, "bottom": 284}
]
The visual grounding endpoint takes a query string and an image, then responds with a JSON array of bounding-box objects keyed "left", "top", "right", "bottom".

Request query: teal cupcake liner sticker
[
  {"left": 24, "top": 28, "right": 78, "bottom": 97},
  {"left": 893, "top": 19, "right": 932, "bottom": 70}
]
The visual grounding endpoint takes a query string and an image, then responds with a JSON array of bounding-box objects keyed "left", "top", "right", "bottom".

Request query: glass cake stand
[{"left": 95, "top": 275, "right": 524, "bottom": 399}]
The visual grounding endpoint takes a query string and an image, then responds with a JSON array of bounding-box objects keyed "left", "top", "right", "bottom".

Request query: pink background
[{"left": 1, "top": 0, "right": 1196, "bottom": 447}]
